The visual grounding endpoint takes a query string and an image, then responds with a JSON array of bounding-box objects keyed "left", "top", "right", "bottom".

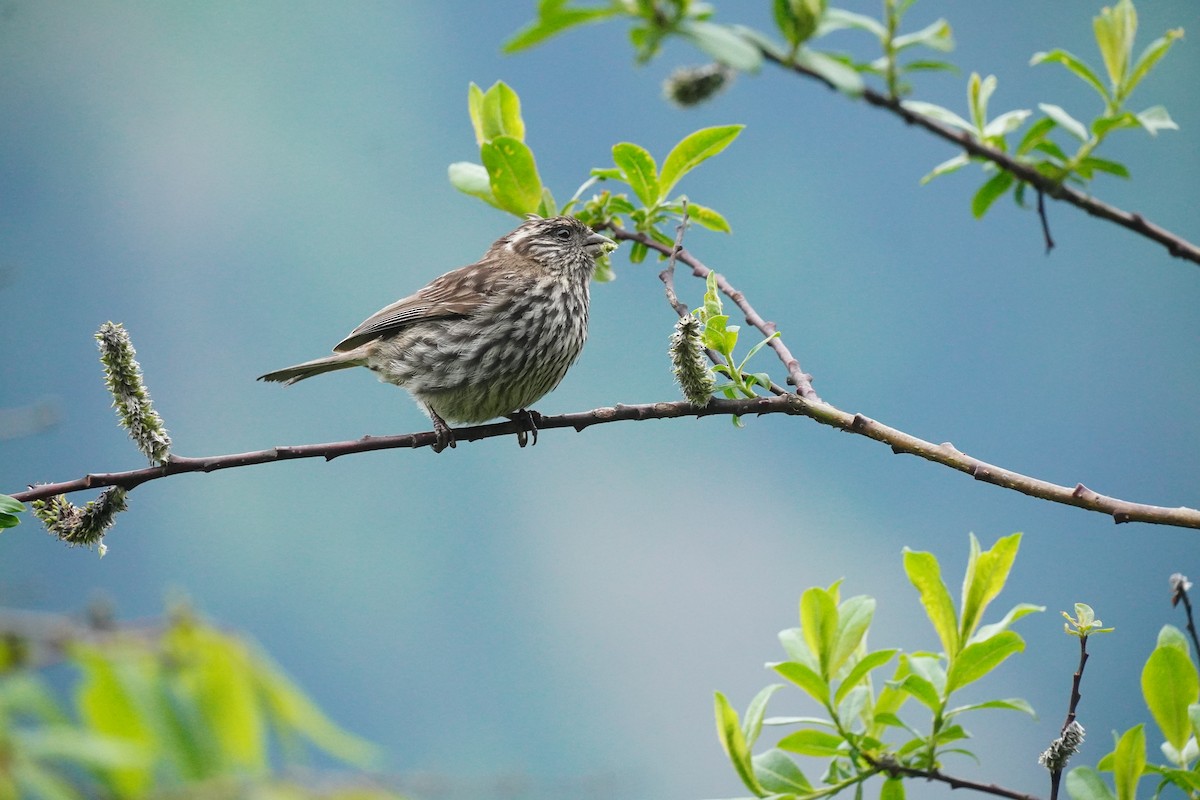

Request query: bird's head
[{"left": 496, "top": 215, "right": 617, "bottom": 277}]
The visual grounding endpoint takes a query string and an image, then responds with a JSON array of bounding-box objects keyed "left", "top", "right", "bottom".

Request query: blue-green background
[{"left": 2, "top": 2, "right": 1198, "bottom": 798}]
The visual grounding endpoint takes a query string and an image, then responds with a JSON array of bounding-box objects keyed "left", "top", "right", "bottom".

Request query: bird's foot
[
  {"left": 430, "top": 410, "right": 456, "bottom": 453},
  {"left": 507, "top": 409, "right": 542, "bottom": 448}
]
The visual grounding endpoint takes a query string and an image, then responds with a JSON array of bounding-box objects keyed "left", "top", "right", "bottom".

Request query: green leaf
[
  {"left": 971, "top": 170, "right": 1015, "bottom": 218},
  {"left": 958, "top": 532, "right": 1022, "bottom": 644},
  {"left": 1135, "top": 105, "right": 1178, "bottom": 136},
  {"left": 1093, "top": 0, "right": 1137, "bottom": 91},
  {"left": 901, "top": 100, "right": 974, "bottom": 133},
  {"left": 1112, "top": 725, "right": 1145, "bottom": 800},
  {"left": 659, "top": 125, "right": 745, "bottom": 200},
  {"left": 0, "top": 494, "right": 23, "bottom": 515},
  {"left": 896, "top": 673, "right": 940, "bottom": 710},
  {"left": 800, "top": 586, "right": 839, "bottom": 676},
  {"left": 714, "top": 691, "right": 766, "bottom": 796},
  {"left": 772, "top": 660, "right": 830, "bottom": 705},
  {"left": 1030, "top": 49, "right": 1110, "bottom": 102},
  {"left": 902, "top": 548, "right": 959, "bottom": 657},
  {"left": 921, "top": 153, "right": 971, "bottom": 185},
  {"left": 467, "top": 82, "right": 486, "bottom": 146},
  {"left": 945, "top": 630, "right": 1024, "bottom": 693},
  {"left": 1092, "top": 112, "right": 1140, "bottom": 137},
  {"left": 743, "top": 684, "right": 783, "bottom": 749},
  {"left": 1067, "top": 766, "right": 1117, "bottom": 800},
  {"left": 687, "top": 202, "right": 732, "bottom": 233},
  {"left": 793, "top": 48, "right": 865, "bottom": 96},
  {"left": 1017, "top": 116, "right": 1057, "bottom": 155},
  {"left": 1156, "top": 624, "right": 1191, "bottom": 653},
  {"left": 612, "top": 142, "right": 660, "bottom": 206},
  {"left": 753, "top": 748, "right": 813, "bottom": 794},
  {"left": 881, "top": 776, "right": 906, "bottom": 800},
  {"left": 970, "top": 603, "right": 1044, "bottom": 644},
  {"left": 0, "top": 513, "right": 19, "bottom": 529},
  {"left": 983, "top": 109, "right": 1032, "bottom": 140},
  {"left": 481, "top": 136, "right": 544, "bottom": 215},
  {"left": 820, "top": 8, "right": 887, "bottom": 39},
  {"left": 448, "top": 162, "right": 503, "bottom": 209},
  {"left": 776, "top": 728, "right": 845, "bottom": 757},
  {"left": 834, "top": 649, "right": 898, "bottom": 707},
  {"left": 893, "top": 18, "right": 953, "bottom": 53},
  {"left": 678, "top": 20, "right": 762, "bottom": 72},
  {"left": 829, "top": 595, "right": 875, "bottom": 676},
  {"left": 479, "top": 81, "right": 525, "bottom": 142},
  {"left": 944, "top": 697, "right": 1035, "bottom": 718},
  {"left": 1038, "top": 103, "right": 1089, "bottom": 142},
  {"left": 73, "top": 647, "right": 156, "bottom": 797},
  {"left": 1078, "top": 157, "right": 1130, "bottom": 179},
  {"left": 1126, "top": 28, "right": 1184, "bottom": 98},
  {"left": 628, "top": 240, "right": 648, "bottom": 264},
  {"left": 502, "top": 7, "right": 618, "bottom": 53},
  {"left": 1142, "top": 641, "right": 1199, "bottom": 753}
]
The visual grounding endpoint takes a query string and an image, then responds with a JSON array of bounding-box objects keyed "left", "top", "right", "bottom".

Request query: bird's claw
[
  {"left": 430, "top": 411, "right": 456, "bottom": 453},
  {"left": 508, "top": 409, "right": 542, "bottom": 448}
]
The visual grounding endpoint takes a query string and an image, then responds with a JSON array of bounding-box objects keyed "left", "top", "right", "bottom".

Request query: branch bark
[
  {"left": 11, "top": 394, "right": 1200, "bottom": 529},
  {"left": 760, "top": 49, "right": 1200, "bottom": 268}
]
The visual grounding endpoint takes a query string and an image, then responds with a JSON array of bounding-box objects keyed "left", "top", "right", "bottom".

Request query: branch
[
  {"left": 11, "top": 394, "right": 1200, "bottom": 528},
  {"left": 759, "top": 49, "right": 1200, "bottom": 268},
  {"left": 867, "top": 755, "right": 1042, "bottom": 800}
]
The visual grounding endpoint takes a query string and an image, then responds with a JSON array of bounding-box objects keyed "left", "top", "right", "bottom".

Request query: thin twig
[
  {"left": 1037, "top": 189, "right": 1056, "bottom": 255},
  {"left": 1049, "top": 635, "right": 1090, "bottom": 800},
  {"left": 615, "top": 229, "right": 818, "bottom": 401},
  {"left": 659, "top": 200, "right": 690, "bottom": 317},
  {"left": 1172, "top": 578, "right": 1200, "bottom": 658},
  {"left": 12, "top": 393, "right": 1200, "bottom": 528},
  {"left": 760, "top": 49, "right": 1200, "bottom": 268},
  {"left": 867, "top": 755, "right": 1043, "bottom": 800}
]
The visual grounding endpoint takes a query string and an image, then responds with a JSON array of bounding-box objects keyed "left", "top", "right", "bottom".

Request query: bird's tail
[{"left": 258, "top": 352, "right": 367, "bottom": 385}]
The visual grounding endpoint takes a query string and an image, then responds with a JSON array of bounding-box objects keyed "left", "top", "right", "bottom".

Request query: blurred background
[{"left": 1, "top": 1, "right": 1198, "bottom": 798}]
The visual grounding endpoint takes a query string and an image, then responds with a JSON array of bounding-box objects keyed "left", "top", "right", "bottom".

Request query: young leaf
[
  {"left": 480, "top": 136, "right": 544, "bottom": 215},
  {"left": 467, "top": 82, "right": 486, "bottom": 145},
  {"left": 714, "top": 692, "right": 766, "bottom": 796},
  {"left": 772, "top": 660, "right": 830, "bottom": 705},
  {"left": 971, "top": 170, "right": 1015, "bottom": 218},
  {"left": 659, "top": 125, "right": 745, "bottom": 200},
  {"left": 793, "top": 49, "right": 865, "bottom": 96},
  {"left": 983, "top": 109, "right": 1032, "bottom": 140},
  {"left": 881, "top": 776, "right": 906, "bottom": 800},
  {"left": 742, "top": 684, "right": 784, "bottom": 748},
  {"left": 897, "top": 673, "right": 941, "bottom": 711},
  {"left": 1017, "top": 116, "right": 1057, "bottom": 155},
  {"left": 1092, "top": 112, "right": 1140, "bottom": 137},
  {"left": 920, "top": 153, "right": 971, "bottom": 185},
  {"left": 1030, "top": 49, "right": 1110, "bottom": 102},
  {"left": 820, "top": 8, "right": 887, "bottom": 39},
  {"left": 448, "top": 162, "right": 503, "bottom": 209},
  {"left": 944, "top": 697, "right": 1035, "bottom": 718},
  {"left": 958, "top": 532, "right": 1021, "bottom": 644},
  {"left": 687, "top": 202, "right": 732, "bottom": 233},
  {"left": 1135, "top": 105, "right": 1178, "bottom": 136},
  {"left": 901, "top": 100, "right": 974, "bottom": 133},
  {"left": 1066, "top": 767, "right": 1117, "bottom": 800},
  {"left": 970, "top": 602, "right": 1044, "bottom": 644},
  {"left": 1125, "top": 28, "right": 1184, "bottom": 98},
  {"left": 753, "top": 748, "right": 813, "bottom": 794},
  {"left": 1078, "top": 157, "right": 1130, "bottom": 179},
  {"left": 1038, "top": 103, "right": 1089, "bottom": 142},
  {"left": 612, "top": 142, "right": 660, "bottom": 206},
  {"left": 1093, "top": 0, "right": 1137, "bottom": 91},
  {"left": 945, "top": 630, "right": 1024, "bottom": 693},
  {"left": 902, "top": 548, "right": 959, "bottom": 657},
  {"left": 776, "top": 728, "right": 845, "bottom": 757},
  {"left": 833, "top": 649, "right": 898, "bottom": 707},
  {"left": 893, "top": 18, "right": 954, "bottom": 53},
  {"left": 1142, "top": 641, "right": 1199, "bottom": 754},
  {"left": 503, "top": 7, "right": 618, "bottom": 53},
  {"left": 677, "top": 20, "right": 762, "bottom": 72},
  {"left": 480, "top": 81, "right": 525, "bottom": 142},
  {"left": 800, "top": 586, "right": 839, "bottom": 676},
  {"left": 1112, "top": 725, "right": 1145, "bottom": 800},
  {"left": 828, "top": 595, "right": 875, "bottom": 676}
]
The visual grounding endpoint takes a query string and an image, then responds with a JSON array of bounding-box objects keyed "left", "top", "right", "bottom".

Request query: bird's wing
[{"left": 332, "top": 265, "right": 503, "bottom": 352}]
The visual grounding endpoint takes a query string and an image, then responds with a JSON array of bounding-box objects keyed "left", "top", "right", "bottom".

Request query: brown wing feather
[{"left": 332, "top": 261, "right": 506, "bottom": 352}]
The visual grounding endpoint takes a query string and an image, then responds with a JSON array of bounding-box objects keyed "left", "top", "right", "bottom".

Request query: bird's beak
[{"left": 585, "top": 231, "right": 618, "bottom": 255}]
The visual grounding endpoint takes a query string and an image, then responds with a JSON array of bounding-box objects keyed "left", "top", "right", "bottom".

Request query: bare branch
[
  {"left": 867, "top": 754, "right": 1044, "bottom": 800},
  {"left": 11, "top": 394, "right": 1200, "bottom": 528},
  {"left": 760, "top": 49, "right": 1200, "bottom": 268}
]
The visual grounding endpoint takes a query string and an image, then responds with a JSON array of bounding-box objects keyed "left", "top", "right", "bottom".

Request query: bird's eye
[{"left": 553, "top": 227, "right": 571, "bottom": 242}]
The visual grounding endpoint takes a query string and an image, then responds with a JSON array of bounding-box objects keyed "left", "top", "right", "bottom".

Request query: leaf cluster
[{"left": 0, "top": 608, "right": 381, "bottom": 799}]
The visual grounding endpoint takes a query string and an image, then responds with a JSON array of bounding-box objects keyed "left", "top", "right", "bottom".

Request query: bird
[{"left": 258, "top": 215, "right": 617, "bottom": 452}]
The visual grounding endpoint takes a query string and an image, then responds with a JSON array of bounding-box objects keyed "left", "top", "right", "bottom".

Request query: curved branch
[
  {"left": 866, "top": 755, "right": 1043, "bottom": 800},
  {"left": 760, "top": 50, "right": 1200, "bottom": 268},
  {"left": 11, "top": 394, "right": 1200, "bottom": 528}
]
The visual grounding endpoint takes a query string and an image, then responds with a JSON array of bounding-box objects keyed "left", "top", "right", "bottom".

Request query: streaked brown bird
[{"left": 258, "top": 215, "right": 616, "bottom": 452}]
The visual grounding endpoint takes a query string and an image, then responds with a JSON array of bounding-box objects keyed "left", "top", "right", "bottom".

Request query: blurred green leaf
[
  {"left": 687, "top": 202, "right": 732, "bottom": 233},
  {"left": 1078, "top": 157, "right": 1130, "bottom": 179},
  {"left": 467, "top": 82, "right": 486, "bottom": 146},
  {"left": 752, "top": 748, "right": 812, "bottom": 794},
  {"left": 944, "top": 697, "right": 1035, "bottom": 718},
  {"left": 0, "top": 495, "right": 23, "bottom": 515},
  {"left": 833, "top": 649, "right": 897, "bottom": 707},
  {"left": 1038, "top": 103, "right": 1089, "bottom": 142},
  {"left": 776, "top": 728, "right": 845, "bottom": 757},
  {"left": 945, "top": 630, "right": 1024, "bottom": 693},
  {"left": 678, "top": 20, "right": 762, "bottom": 72},
  {"left": 1135, "top": 105, "right": 1178, "bottom": 135},
  {"left": 1156, "top": 624, "right": 1191, "bottom": 653},
  {"left": 800, "top": 586, "right": 838, "bottom": 676},
  {"left": 1067, "top": 767, "right": 1116, "bottom": 800},
  {"left": 1142, "top": 640, "right": 1199, "bottom": 754},
  {"left": 1126, "top": 28, "right": 1184, "bottom": 98},
  {"left": 828, "top": 595, "right": 874, "bottom": 676},
  {"left": 897, "top": 673, "right": 940, "bottom": 710},
  {"left": 773, "top": 0, "right": 822, "bottom": 47},
  {"left": 714, "top": 691, "right": 766, "bottom": 796},
  {"left": 920, "top": 153, "right": 971, "bottom": 185},
  {"left": 1017, "top": 116, "right": 1057, "bottom": 155},
  {"left": 983, "top": 109, "right": 1031, "bottom": 139},
  {"left": 481, "top": 136, "right": 544, "bottom": 215},
  {"left": 970, "top": 602, "right": 1043, "bottom": 644},
  {"left": 902, "top": 100, "right": 974, "bottom": 133},
  {"left": 660, "top": 125, "right": 745, "bottom": 199},
  {"left": 503, "top": 6, "right": 618, "bottom": 53},
  {"left": 742, "top": 684, "right": 783, "bottom": 749},
  {"left": 1093, "top": 0, "right": 1137, "bottom": 90},
  {"left": 902, "top": 548, "right": 959, "bottom": 657},
  {"left": 1092, "top": 112, "right": 1140, "bottom": 137},
  {"left": 448, "top": 162, "right": 503, "bottom": 209},
  {"left": 612, "top": 142, "right": 660, "bottom": 206},
  {"left": 893, "top": 18, "right": 953, "bottom": 52},
  {"left": 1112, "top": 725, "right": 1145, "bottom": 800},
  {"left": 794, "top": 48, "right": 865, "bottom": 95},
  {"left": 971, "top": 170, "right": 1015, "bottom": 218},
  {"left": 820, "top": 8, "right": 886, "bottom": 39},
  {"left": 1031, "top": 49, "right": 1109, "bottom": 102},
  {"left": 772, "top": 660, "right": 830, "bottom": 705},
  {"left": 73, "top": 646, "right": 156, "bottom": 798},
  {"left": 881, "top": 776, "right": 906, "bottom": 800}
]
